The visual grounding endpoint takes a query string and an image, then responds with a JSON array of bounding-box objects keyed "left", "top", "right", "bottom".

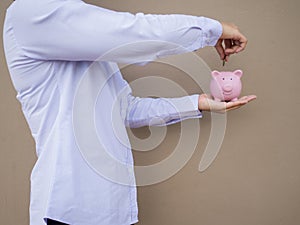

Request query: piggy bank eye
[
  {"left": 222, "top": 78, "right": 225, "bottom": 80},
  {"left": 230, "top": 78, "right": 233, "bottom": 80}
]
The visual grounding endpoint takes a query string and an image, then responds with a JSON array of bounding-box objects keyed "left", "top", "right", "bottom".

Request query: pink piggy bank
[{"left": 210, "top": 70, "right": 243, "bottom": 102}]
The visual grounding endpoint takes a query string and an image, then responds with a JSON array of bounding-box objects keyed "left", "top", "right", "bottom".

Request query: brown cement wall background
[{"left": 1, "top": 0, "right": 299, "bottom": 224}]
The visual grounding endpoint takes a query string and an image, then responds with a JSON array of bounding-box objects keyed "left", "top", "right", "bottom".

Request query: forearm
[
  {"left": 12, "top": 0, "right": 222, "bottom": 62},
  {"left": 123, "top": 94, "right": 202, "bottom": 128}
]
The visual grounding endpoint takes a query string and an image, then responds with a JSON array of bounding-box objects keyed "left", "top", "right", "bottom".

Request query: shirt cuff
[
  {"left": 151, "top": 94, "right": 202, "bottom": 127},
  {"left": 197, "top": 17, "right": 223, "bottom": 47}
]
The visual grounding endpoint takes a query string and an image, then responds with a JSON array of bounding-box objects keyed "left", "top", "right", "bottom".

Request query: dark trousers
[
  {"left": 47, "top": 219, "right": 69, "bottom": 225},
  {"left": 47, "top": 218, "right": 135, "bottom": 225}
]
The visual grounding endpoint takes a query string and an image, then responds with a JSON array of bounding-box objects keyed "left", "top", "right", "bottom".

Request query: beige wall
[{"left": 1, "top": 0, "right": 300, "bottom": 224}]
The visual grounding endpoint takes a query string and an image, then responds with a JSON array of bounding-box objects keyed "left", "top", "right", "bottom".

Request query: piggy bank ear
[
  {"left": 211, "top": 70, "right": 220, "bottom": 78},
  {"left": 233, "top": 70, "right": 243, "bottom": 78}
]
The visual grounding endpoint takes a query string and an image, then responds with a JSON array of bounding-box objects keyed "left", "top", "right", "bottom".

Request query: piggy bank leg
[{"left": 231, "top": 97, "right": 238, "bottom": 102}]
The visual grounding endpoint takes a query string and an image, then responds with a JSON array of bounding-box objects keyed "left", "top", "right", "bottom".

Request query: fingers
[
  {"left": 235, "top": 33, "right": 248, "bottom": 53},
  {"left": 239, "top": 95, "right": 257, "bottom": 102},
  {"left": 214, "top": 95, "right": 257, "bottom": 113},
  {"left": 216, "top": 22, "right": 248, "bottom": 60},
  {"left": 224, "top": 95, "right": 257, "bottom": 112},
  {"left": 225, "top": 41, "right": 240, "bottom": 55},
  {"left": 214, "top": 40, "right": 225, "bottom": 60},
  {"left": 224, "top": 39, "right": 241, "bottom": 61},
  {"left": 224, "top": 39, "right": 232, "bottom": 61},
  {"left": 224, "top": 100, "right": 247, "bottom": 111},
  {"left": 215, "top": 38, "right": 247, "bottom": 63}
]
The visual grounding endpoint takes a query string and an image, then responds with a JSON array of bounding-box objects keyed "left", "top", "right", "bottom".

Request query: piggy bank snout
[{"left": 223, "top": 84, "right": 233, "bottom": 92}]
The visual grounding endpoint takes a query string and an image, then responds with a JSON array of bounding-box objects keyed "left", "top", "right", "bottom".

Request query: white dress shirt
[{"left": 3, "top": 0, "right": 222, "bottom": 224}]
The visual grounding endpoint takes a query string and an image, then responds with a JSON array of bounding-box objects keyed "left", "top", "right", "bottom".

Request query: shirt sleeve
[
  {"left": 11, "top": 0, "right": 222, "bottom": 63},
  {"left": 122, "top": 92, "right": 202, "bottom": 128}
]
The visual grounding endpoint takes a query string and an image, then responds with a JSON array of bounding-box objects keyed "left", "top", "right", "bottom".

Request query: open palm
[{"left": 198, "top": 94, "right": 257, "bottom": 113}]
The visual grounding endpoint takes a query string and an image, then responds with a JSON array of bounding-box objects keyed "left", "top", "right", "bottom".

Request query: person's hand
[
  {"left": 215, "top": 22, "right": 248, "bottom": 62},
  {"left": 198, "top": 94, "right": 256, "bottom": 113}
]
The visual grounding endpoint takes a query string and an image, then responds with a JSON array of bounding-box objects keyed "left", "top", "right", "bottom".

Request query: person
[{"left": 3, "top": 0, "right": 256, "bottom": 225}]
